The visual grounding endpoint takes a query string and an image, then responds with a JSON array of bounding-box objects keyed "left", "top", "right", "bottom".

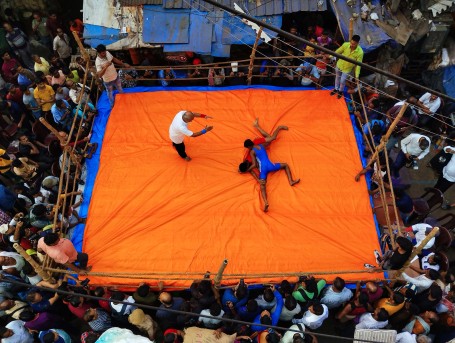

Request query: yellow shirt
[
  {"left": 34, "top": 85, "right": 55, "bottom": 112},
  {"left": 0, "top": 149, "right": 12, "bottom": 174},
  {"left": 335, "top": 42, "right": 364, "bottom": 78},
  {"left": 34, "top": 57, "right": 50, "bottom": 75},
  {"left": 375, "top": 298, "right": 404, "bottom": 316}
]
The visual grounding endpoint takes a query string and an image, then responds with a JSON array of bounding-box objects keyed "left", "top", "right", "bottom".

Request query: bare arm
[
  {"left": 48, "top": 292, "right": 59, "bottom": 305},
  {"left": 246, "top": 150, "right": 257, "bottom": 172},
  {"left": 190, "top": 125, "right": 213, "bottom": 137}
]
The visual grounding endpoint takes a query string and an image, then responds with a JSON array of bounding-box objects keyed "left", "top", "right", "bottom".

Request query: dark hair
[
  {"left": 26, "top": 291, "right": 39, "bottom": 302},
  {"left": 44, "top": 232, "right": 60, "bottom": 245},
  {"left": 19, "top": 309, "right": 36, "bottom": 322},
  {"left": 19, "top": 84, "right": 28, "bottom": 92},
  {"left": 48, "top": 66, "right": 56, "bottom": 75},
  {"left": 238, "top": 161, "right": 251, "bottom": 173},
  {"left": 69, "top": 295, "right": 81, "bottom": 307},
  {"left": 284, "top": 295, "right": 297, "bottom": 311},
  {"left": 243, "top": 139, "right": 254, "bottom": 148},
  {"left": 0, "top": 327, "right": 8, "bottom": 337},
  {"left": 32, "top": 204, "right": 47, "bottom": 217},
  {"left": 293, "top": 337, "right": 305, "bottom": 343},
  {"left": 429, "top": 284, "right": 443, "bottom": 300},
  {"left": 312, "top": 303, "right": 323, "bottom": 315},
  {"left": 280, "top": 280, "right": 292, "bottom": 295},
  {"left": 111, "top": 291, "right": 125, "bottom": 302},
  {"left": 62, "top": 67, "right": 70, "bottom": 75},
  {"left": 352, "top": 35, "right": 360, "bottom": 42},
  {"left": 260, "top": 315, "right": 272, "bottom": 325},
  {"left": 164, "top": 333, "right": 177, "bottom": 343},
  {"left": 52, "top": 84, "right": 60, "bottom": 91},
  {"left": 246, "top": 299, "right": 258, "bottom": 313},
  {"left": 377, "top": 308, "right": 389, "bottom": 322},
  {"left": 445, "top": 272, "right": 455, "bottom": 284},
  {"left": 236, "top": 284, "right": 247, "bottom": 299},
  {"left": 404, "top": 288, "right": 416, "bottom": 299},
  {"left": 419, "top": 138, "right": 429, "bottom": 150},
  {"left": 333, "top": 277, "right": 345, "bottom": 291},
  {"left": 22, "top": 262, "right": 34, "bottom": 275},
  {"left": 264, "top": 288, "right": 275, "bottom": 302},
  {"left": 428, "top": 269, "right": 440, "bottom": 281},
  {"left": 392, "top": 292, "right": 405, "bottom": 305},
  {"left": 266, "top": 332, "right": 280, "bottom": 343},
  {"left": 304, "top": 277, "right": 317, "bottom": 294},
  {"left": 396, "top": 236, "right": 413, "bottom": 252},
  {"left": 11, "top": 159, "right": 23, "bottom": 167},
  {"left": 93, "top": 287, "right": 105, "bottom": 297},
  {"left": 42, "top": 331, "right": 56, "bottom": 343},
  {"left": 358, "top": 292, "right": 369, "bottom": 305},
  {"left": 55, "top": 99, "right": 65, "bottom": 107},
  {"left": 209, "top": 302, "right": 222, "bottom": 316},
  {"left": 136, "top": 284, "right": 150, "bottom": 298},
  {"left": 197, "top": 280, "right": 211, "bottom": 295},
  {"left": 82, "top": 332, "right": 100, "bottom": 343},
  {"left": 96, "top": 44, "right": 107, "bottom": 53},
  {"left": 371, "top": 122, "right": 382, "bottom": 135}
]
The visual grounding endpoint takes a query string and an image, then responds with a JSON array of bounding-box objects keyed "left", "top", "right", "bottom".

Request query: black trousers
[
  {"left": 172, "top": 142, "right": 187, "bottom": 158},
  {"left": 76, "top": 252, "right": 88, "bottom": 269},
  {"left": 434, "top": 175, "right": 454, "bottom": 194}
]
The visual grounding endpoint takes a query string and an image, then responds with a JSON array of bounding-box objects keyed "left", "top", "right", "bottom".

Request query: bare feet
[
  {"left": 277, "top": 125, "right": 289, "bottom": 130},
  {"left": 184, "top": 156, "right": 192, "bottom": 161},
  {"left": 290, "top": 179, "right": 300, "bottom": 186},
  {"left": 263, "top": 202, "right": 269, "bottom": 212},
  {"left": 253, "top": 118, "right": 259, "bottom": 127}
]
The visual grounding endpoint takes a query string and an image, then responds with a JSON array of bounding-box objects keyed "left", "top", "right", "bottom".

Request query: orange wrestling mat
[{"left": 83, "top": 88, "right": 383, "bottom": 287}]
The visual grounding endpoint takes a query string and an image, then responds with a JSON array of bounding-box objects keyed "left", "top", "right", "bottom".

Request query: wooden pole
[
  {"left": 357, "top": 103, "right": 409, "bottom": 173},
  {"left": 13, "top": 243, "right": 53, "bottom": 281},
  {"left": 349, "top": 18, "right": 354, "bottom": 41},
  {"left": 394, "top": 227, "right": 440, "bottom": 279},
  {"left": 214, "top": 259, "right": 228, "bottom": 288},
  {"left": 247, "top": 28, "right": 263, "bottom": 86}
]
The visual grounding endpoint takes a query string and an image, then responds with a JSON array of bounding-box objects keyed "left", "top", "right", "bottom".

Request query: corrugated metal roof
[{"left": 121, "top": 0, "right": 327, "bottom": 15}]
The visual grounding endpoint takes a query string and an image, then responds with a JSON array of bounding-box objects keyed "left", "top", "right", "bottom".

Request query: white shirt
[
  {"left": 279, "top": 302, "right": 301, "bottom": 321},
  {"left": 396, "top": 332, "right": 417, "bottom": 343},
  {"left": 53, "top": 34, "right": 71, "bottom": 59},
  {"left": 412, "top": 223, "right": 435, "bottom": 250},
  {"left": 418, "top": 93, "right": 441, "bottom": 115},
  {"left": 111, "top": 295, "right": 136, "bottom": 315},
  {"left": 0, "top": 252, "right": 25, "bottom": 271},
  {"left": 95, "top": 51, "right": 118, "bottom": 83},
  {"left": 3, "top": 320, "right": 34, "bottom": 343},
  {"left": 442, "top": 146, "right": 455, "bottom": 182},
  {"left": 321, "top": 286, "right": 353, "bottom": 309},
  {"left": 169, "top": 111, "right": 193, "bottom": 144},
  {"left": 280, "top": 324, "right": 305, "bottom": 343},
  {"left": 199, "top": 308, "right": 224, "bottom": 327},
  {"left": 400, "top": 134, "right": 430, "bottom": 159},
  {"left": 421, "top": 253, "right": 439, "bottom": 271},
  {"left": 301, "top": 304, "right": 329, "bottom": 330},
  {"left": 355, "top": 313, "right": 388, "bottom": 329},
  {"left": 402, "top": 273, "right": 433, "bottom": 294}
]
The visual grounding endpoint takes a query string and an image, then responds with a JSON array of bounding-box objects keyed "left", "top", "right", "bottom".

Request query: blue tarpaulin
[
  {"left": 443, "top": 66, "right": 455, "bottom": 99},
  {"left": 329, "top": 0, "right": 392, "bottom": 53},
  {"left": 83, "top": 24, "right": 121, "bottom": 48},
  {"left": 143, "top": 6, "right": 190, "bottom": 43}
]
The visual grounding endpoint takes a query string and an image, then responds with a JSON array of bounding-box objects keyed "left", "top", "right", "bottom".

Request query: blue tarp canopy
[
  {"left": 142, "top": 5, "right": 281, "bottom": 57},
  {"left": 329, "top": 0, "right": 392, "bottom": 53},
  {"left": 83, "top": 24, "right": 120, "bottom": 48}
]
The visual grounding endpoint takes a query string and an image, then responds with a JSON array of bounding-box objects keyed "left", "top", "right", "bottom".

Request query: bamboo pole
[
  {"left": 214, "top": 259, "right": 228, "bottom": 289},
  {"left": 349, "top": 18, "right": 354, "bottom": 41},
  {"left": 14, "top": 243, "right": 53, "bottom": 281},
  {"left": 247, "top": 27, "right": 263, "bottom": 86},
  {"left": 357, "top": 103, "right": 408, "bottom": 174},
  {"left": 394, "top": 227, "right": 440, "bottom": 279}
]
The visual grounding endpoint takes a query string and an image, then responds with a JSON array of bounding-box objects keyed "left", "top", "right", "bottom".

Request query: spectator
[
  {"left": 128, "top": 308, "right": 158, "bottom": 341},
  {"left": 69, "top": 18, "right": 84, "bottom": 40},
  {"left": 37, "top": 232, "right": 91, "bottom": 274},
  {"left": 38, "top": 329, "right": 72, "bottom": 343},
  {"left": 156, "top": 292, "right": 184, "bottom": 330},
  {"left": 296, "top": 58, "right": 320, "bottom": 87},
  {"left": 208, "top": 64, "right": 225, "bottom": 86},
  {"left": 118, "top": 68, "right": 138, "bottom": 88},
  {"left": 0, "top": 320, "right": 34, "bottom": 343},
  {"left": 32, "top": 54, "right": 51, "bottom": 75},
  {"left": 373, "top": 236, "right": 413, "bottom": 270},
  {"left": 292, "top": 276, "right": 326, "bottom": 308},
  {"left": 417, "top": 92, "right": 441, "bottom": 126},
  {"left": 1, "top": 52, "right": 18, "bottom": 83},
  {"left": 158, "top": 67, "right": 176, "bottom": 87},
  {"left": 297, "top": 303, "right": 329, "bottom": 330},
  {"left": 433, "top": 144, "right": 455, "bottom": 194},
  {"left": 355, "top": 308, "right": 389, "bottom": 329},
  {"left": 320, "top": 276, "right": 353, "bottom": 310},
  {"left": 32, "top": 12, "right": 53, "bottom": 50},
  {"left": 34, "top": 80, "right": 56, "bottom": 115},
  {"left": 393, "top": 133, "right": 430, "bottom": 176},
  {"left": 46, "top": 13, "right": 63, "bottom": 38},
  {"left": 95, "top": 44, "right": 129, "bottom": 107},
  {"left": 3, "top": 22, "right": 34, "bottom": 69},
  {"left": 83, "top": 308, "right": 112, "bottom": 332}
]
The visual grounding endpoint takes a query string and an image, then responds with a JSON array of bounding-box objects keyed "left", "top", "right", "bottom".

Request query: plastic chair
[
  {"left": 435, "top": 213, "right": 455, "bottom": 231},
  {"left": 420, "top": 187, "right": 445, "bottom": 212},
  {"left": 434, "top": 227, "right": 452, "bottom": 252},
  {"left": 405, "top": 198, "right": 430, "bottom": 226}
]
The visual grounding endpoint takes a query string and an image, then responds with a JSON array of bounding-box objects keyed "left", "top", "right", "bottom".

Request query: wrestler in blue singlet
[{"left": 253, "top": 144, "right": 281, "bottom": 180}]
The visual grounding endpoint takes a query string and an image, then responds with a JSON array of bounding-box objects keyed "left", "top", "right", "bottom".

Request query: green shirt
[
  {"left": 32, "top": 18, "right": 51, "bottom": 38},
  {"left": 292, "top": 279, "right": 327, "bottom": 302},
  {"left": 335, "top": 42, "right": 364, "bottom": 78}
]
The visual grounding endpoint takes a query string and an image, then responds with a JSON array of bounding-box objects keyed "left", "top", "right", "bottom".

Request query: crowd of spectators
[{"left": 0, "top": 7, "right": 454, "bottom": 343}]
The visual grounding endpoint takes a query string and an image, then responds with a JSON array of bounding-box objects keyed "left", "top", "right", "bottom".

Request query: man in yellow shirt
[
  {"left": 330, "top": 35, "right": 364, "bottom": 99},
  {"left": 33, "top": 80, "right": 55, "bottom": 113}
]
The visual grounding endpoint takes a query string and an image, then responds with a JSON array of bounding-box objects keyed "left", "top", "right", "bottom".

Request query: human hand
[
  {"left": 205, "top": 125, "right": 213, "bottom": 132},
  {"left": 261, "top": 310, "right": 270, "bottom": 317},
  {"left": 123, "top": 63, "right": 131, "bottom": 68},
  {"left": 354, "top": 173, "right": 360, "bottom": 182}
]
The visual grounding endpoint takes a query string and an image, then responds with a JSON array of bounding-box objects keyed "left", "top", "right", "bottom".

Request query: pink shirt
[{"left": 37, "top": 237, "right": 78, "bottom": 264}]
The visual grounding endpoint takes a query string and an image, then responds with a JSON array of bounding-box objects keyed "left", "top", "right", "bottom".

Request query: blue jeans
[
  {"left": 104, "top": 76, "right": 123, "bottom": 107},
  {"left": 334, "top": 67, "right": 350, "bottom": 92}
]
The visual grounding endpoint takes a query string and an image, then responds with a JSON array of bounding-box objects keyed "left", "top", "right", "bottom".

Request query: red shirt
[
  {"left": 68, "top": 301, "right": 91, "bottom": 318},
  {"left": 243, "top": 137, "right": 266, "bottom": 163}
]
